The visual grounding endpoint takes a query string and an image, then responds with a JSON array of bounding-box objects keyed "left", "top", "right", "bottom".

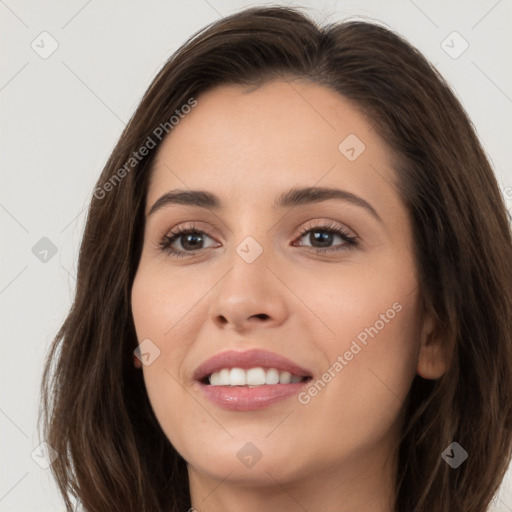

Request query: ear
[
  {"left": 417, "top": 310, "right": 448, "bottom": 379},
  {"left": 133, "top": 354, "right": 143, "bottom": 369}
]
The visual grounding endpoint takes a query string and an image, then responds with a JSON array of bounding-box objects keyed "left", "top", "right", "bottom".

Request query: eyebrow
[{"left": 147, "top": 186, "right": 383, "bottom": 223}]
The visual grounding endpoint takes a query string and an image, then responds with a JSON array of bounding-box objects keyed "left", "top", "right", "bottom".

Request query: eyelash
[{"left": 158, "top": 221, "right": 358, "bottom": 258}]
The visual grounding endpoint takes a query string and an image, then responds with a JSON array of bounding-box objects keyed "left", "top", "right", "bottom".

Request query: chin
[{"left": 179, "top": 431, "right": 311, "bottom": 485}]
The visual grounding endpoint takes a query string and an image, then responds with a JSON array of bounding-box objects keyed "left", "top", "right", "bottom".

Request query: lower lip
[{"left": 198, "top": 381, "right": 310, "bottom": 411}]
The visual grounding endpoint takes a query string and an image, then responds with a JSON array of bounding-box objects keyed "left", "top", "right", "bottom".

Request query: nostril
[
  {"left": 252, "top": 314, "right": 269, "bottom": 320},
  {"left": 217, "top": 316, "right": 229, "bottom": 325}
]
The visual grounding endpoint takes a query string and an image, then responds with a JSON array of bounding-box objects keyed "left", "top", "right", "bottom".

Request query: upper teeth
[{"left": 208, "top": 367, "right": 305, "bottom": 386}]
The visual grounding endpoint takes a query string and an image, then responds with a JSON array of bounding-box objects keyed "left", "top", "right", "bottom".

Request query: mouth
[
  {"left": 202, "top": 367, "right": 310, "bottom": 386},
  {"left": 193, "top": 349, "right": 313, "bottom": 411}
]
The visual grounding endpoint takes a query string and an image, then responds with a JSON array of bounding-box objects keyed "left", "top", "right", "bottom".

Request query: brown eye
[
  {"left": 293, "top": 222, "right": 358, "bottom": 253},
  {"left": 159, "top": 222, "right": 220, "bottom": 258}
]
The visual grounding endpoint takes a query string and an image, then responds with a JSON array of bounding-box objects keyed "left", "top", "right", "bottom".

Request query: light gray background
[{"left": 1, "top": 1, "right": 511, "bottom": 510}]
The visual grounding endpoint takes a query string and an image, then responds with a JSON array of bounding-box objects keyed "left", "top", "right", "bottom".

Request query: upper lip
[{"left": 193, "top": 349, "right": 313, "bottom": 382}]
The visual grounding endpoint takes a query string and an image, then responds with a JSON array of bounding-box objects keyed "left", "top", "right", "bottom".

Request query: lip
[
  {"left": 193, "top": 348, "right": 312, "bottom": 381},
  {"left": 193, "top": 349, "right": 313, "bottom": 411}
]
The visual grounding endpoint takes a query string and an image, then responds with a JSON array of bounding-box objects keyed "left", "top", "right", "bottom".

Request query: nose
[{"left": 208, "top": 248, "right": 288, "bottom": 333}]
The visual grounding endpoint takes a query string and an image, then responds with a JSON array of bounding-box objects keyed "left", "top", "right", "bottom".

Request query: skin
[{"left": 131, "top": 80, "right": 447, "bottom": 512}]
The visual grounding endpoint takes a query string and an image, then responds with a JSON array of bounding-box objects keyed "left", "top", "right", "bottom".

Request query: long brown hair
[{"left": 40, "top": 6, "right": 512, "bottom": 511}]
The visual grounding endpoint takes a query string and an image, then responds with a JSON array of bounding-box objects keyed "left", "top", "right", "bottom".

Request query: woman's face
[{"left": 131, "top": 80, "right": 443, "bottom": 492}]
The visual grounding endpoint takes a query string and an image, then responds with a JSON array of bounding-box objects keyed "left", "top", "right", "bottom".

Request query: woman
[{"left": 40, "top": 6, "right": 512, "bottom": 511}]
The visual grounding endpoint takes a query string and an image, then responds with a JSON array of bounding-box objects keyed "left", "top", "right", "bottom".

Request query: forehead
[{"left": 146, "top": 80, "right": 399, "bottom": 217}]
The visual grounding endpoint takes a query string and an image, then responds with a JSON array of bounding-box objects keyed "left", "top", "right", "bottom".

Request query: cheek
[
  {"left": 130, "top": 265, "right": 205, "bottom": 394},
  {"left": 131, "top": 264, "right": 214, "bottom": 455},
  {"left": 292, "top": 262, "right": 421, "bottom": 454},
  {"left": 131, "top": 263, "right": 206, "bottom": 344},
  {"left": 321, "top": 300, "right": 419, "bottom": 456},
  {"left": 290, "top": 250, "right": 420, "bottom": 359},
  {"left": 293, "top": 253, "right": 419, "bottom": 393}
]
